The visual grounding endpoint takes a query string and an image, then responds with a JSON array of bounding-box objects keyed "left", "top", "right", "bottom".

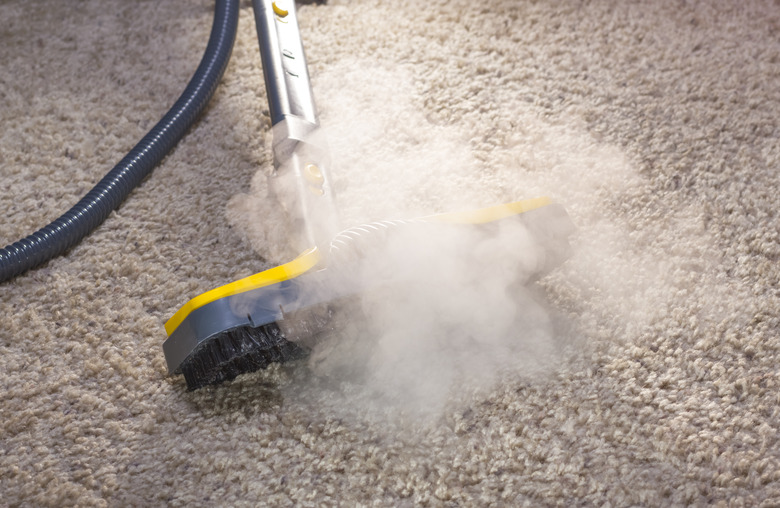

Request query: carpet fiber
[{"left": 2, "top": 0, "right": 779, "bottom": 505}]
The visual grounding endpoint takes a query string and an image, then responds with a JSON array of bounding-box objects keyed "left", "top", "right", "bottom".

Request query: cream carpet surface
[{"left": 2, "top": 0, "right": 779, "bottom": 506}]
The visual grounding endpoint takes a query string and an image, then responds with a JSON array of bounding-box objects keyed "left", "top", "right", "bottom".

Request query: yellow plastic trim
[
  {"left": 272, "top": 2, "right": 288, "bottom": 17},
  {"left": 422, "top": 196, "right": 552, "bottom": 224},
  {"left": 164, "top": 247, "right": 320, "bottom": 336},
  {"left": 164, "top": 197, "right": 554, "bottom": 336}
]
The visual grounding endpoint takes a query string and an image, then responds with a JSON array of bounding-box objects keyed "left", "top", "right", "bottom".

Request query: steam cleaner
[{"left": 0, "top": 0, "right": 575, "bottom": 390}]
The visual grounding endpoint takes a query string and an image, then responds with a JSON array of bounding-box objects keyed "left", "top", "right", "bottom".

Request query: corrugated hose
[{"left": 0, "top": 0, "right": 240, "bottom": 282}]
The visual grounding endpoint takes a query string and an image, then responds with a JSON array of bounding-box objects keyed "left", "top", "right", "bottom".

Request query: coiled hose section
[{"left": 0, "top": 0, "right": 240, "bottom": 283}]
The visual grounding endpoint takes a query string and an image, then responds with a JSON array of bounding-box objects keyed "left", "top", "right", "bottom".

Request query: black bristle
[{"left": 179, "top": 323, "right": 308, "bottom": 390}]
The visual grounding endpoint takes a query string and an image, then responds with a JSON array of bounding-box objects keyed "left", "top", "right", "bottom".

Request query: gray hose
[{"left": 0, "top": 0, "right": 240, "bottom": 283}]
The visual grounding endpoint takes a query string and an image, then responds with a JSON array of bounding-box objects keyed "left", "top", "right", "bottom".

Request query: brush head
[
  {"left": 178, "top": 323, "right": 308, "bottom": 390},
  {"left": 163, "top": 198, "right": 576, "bottom": 390}
]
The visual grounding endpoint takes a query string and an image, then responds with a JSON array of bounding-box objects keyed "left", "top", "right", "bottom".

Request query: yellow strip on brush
[
  {"left": 164, "top": 247, "right": 320, "bottom": 336},
  {"left": 422, "top": 196, "right": 551, "bottom": 224}
]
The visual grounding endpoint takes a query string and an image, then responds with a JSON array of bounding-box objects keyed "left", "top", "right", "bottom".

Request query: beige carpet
[{"left": 2, "top": 0, "right": 779, "bottom": 505}]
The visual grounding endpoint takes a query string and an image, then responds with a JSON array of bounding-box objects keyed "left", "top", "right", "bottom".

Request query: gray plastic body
[{"left": 162, "top": 267, "right": 360, "bottom": 374}]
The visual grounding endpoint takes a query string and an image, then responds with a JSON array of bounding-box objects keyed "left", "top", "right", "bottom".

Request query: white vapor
[{"left": 228, "top": 58, "right": 653, "bottom": 416}]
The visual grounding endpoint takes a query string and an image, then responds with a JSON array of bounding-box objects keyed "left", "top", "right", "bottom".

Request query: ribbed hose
[{"left": 0, "top": 0, "right": 240, "bottom": 283}]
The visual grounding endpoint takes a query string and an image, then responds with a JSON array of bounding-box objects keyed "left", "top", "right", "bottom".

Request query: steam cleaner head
[{"left": 163, "top": 197, "right": 575, "bottom": 390}]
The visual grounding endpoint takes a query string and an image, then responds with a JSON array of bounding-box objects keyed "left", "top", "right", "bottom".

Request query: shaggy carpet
[{"left": 1, "top": 0, "right": 778, "bottom": 505}]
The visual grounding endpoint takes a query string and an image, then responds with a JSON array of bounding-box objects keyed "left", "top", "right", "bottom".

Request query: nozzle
[{"left": 269, "top": 119, "right": 339, "bottom": 253}]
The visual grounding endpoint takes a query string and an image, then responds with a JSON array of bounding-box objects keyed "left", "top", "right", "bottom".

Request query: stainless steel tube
[
  {"left": 251, "top": 0, "right": 339, "bottom": 254},
  {"left": 252, "top": 0, "right": 318, "bottom": 126}
]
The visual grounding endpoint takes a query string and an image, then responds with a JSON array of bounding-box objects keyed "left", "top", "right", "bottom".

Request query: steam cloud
[
  {"left": 303, "top": 217, "right": 562, "bottom": 414},
  {"left": 228, "top": 59, "right": 652, "bottom": 415}
]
